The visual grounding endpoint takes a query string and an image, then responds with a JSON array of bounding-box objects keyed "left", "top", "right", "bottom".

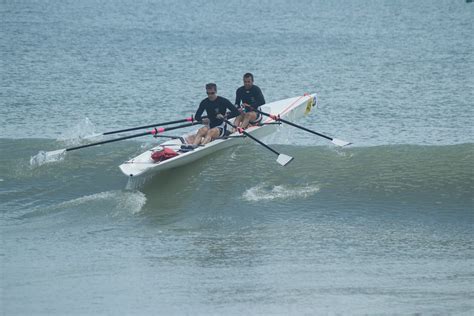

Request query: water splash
[
  {"left": 126, "top": 175, "right": 153, "bottom": 190},
  {"left": 30, "top": 149, "right": 67, "bottom": 167},
  {"left": 57, "top": 117, "right": 100, "bottom": 145},
  {"left": 333, "top": 147, "right": 354, "bottom": 158},
  {"left": 242, "top": 183, "right": 320, "bottom": 201},
  {"left": 30, "top": 117, "right": 101, "bottom": 167},
  {"left": 57, "top": 190, "right": 147, "bottom": 215},
  {"left": 118, "top": 191, "right": 147, "bottom": 214},
  {"left": 19, "top": 190, "right": 148, "bottom": 220}
]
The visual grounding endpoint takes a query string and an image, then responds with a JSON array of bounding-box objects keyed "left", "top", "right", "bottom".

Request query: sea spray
[
  {"left": 15, "top": 190, "right": 146, "bottom": 220},
  {"left": 30, "top": 149, "right": 67, "bottom": 167},
  {"left": 29, "top": 117, "right": 100, "bottom": 167},
  {"left": 57, "top": 117, "right": 99, "bottom": 145},
  {"left": 126, "top": 175, "right": 154, "bottom": 190},
  {"left": 243, "top": 183, "right": 320, "bottom": 202}
]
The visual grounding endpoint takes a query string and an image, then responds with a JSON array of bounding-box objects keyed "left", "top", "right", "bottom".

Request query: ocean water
[{"left": 1, "top": 0, "right": 473, "bottom": 315}]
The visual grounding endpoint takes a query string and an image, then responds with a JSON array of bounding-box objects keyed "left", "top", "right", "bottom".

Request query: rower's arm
[
  {"left": 235, "top": 87, "right": 243, "bottom": 108},
  {"left": 194, "top": 102, "right": 205, "bottom": 121},
  {"left": 226, "top": 100, "right": 241, "bottom": 119},
  {"left": 255, "top": 86, "right": 266, "bottom": 106}
]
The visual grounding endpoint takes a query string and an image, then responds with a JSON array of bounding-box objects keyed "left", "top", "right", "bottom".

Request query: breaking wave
[{"left": 243, "top": 183, "right": 320, "bottom": 201}]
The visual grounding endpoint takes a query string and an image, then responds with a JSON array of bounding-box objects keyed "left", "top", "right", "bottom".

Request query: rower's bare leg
[
  {"left": 201, "top": 128, "right": 220, "bottom": 145},
  {"left": 192, "top": 126, "right": 209, "bottom": 146},
  {"left": 185, "top": 135, "right": 196, "bottom": 144},
  {"left": 241, "top": 112, "right": 258, "bottom": 129},
  {"left": 232, "top": 113, "right": 245, "bottom": 132}
]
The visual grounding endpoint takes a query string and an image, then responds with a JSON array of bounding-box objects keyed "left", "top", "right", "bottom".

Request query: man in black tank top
[
  {"left": 188, "top": 83, "right": 240, "bottom": 147},
  {"left": 233, "top": 73, "right": 266, "bottom": 131}
]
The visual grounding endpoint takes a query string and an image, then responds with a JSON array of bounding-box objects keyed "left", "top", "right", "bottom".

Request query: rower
[
  {"left": 232, "top": 73, "right": 266, "bottom": 131},
  {"left": 184, "top": 83, "right": 240, "bottom": 149}
]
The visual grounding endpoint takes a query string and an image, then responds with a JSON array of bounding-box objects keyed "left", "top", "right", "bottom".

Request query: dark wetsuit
[
  {"left": 194, "top": 96, "right": 240, "bottom": 129},
  {"left": 235, "top": 85, "right": 266, "bottom": 112}
]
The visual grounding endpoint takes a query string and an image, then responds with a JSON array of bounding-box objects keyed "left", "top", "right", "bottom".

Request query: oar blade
[
  {"left": 276, "top": 154, "right": 294, "bottom": 166},
  {"left": 331, "top": 138, "right": 352, "bottom": 147},
  {"left": 30, "top": 149, "right": 67, "bottom": 167}
]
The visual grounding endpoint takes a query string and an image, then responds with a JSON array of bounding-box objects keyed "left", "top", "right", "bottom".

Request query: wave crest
[{"left": 243, "top": 183, "right": 320, "bottom": 202}]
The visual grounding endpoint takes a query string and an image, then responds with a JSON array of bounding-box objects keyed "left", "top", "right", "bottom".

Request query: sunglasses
[{"left": 206, "top": 91, "right": 216, "bottom": 95}]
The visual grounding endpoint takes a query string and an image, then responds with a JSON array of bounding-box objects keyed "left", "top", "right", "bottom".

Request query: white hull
[{"left": 119, "top": 93, "right": 316, "bottom": 178}]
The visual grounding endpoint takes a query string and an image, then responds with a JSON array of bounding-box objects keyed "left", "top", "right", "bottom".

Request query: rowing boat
[{"left": 119, "top": 93, "right": 317, "bottom": 178}]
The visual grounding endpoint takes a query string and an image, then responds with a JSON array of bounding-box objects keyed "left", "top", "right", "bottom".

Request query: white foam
[
  {"left": 125, "top": 174, "right": 154, "bottom": 190},
  {"left": 57, "top": 117, "right": 99, "bottom": 145},
  {"left": 333, "top": 147, "right": 354, "bottom": 158},
  {"left": 30, "top": 149, "right": 67, "bottom": 167},
  {"left": 242, "top": 183, "right": 320, "bottom": 202},
  {"left": 58, "top": 190, "right": 147, "bottom": 214},
  {"left": 117, "top": 191, "right": 147, "bottom": 214}
]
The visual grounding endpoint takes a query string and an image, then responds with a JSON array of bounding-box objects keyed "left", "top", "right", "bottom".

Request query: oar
[
  {"left": 40, "top": 122, "right": 198, "bottom": 160},
  {"left": 246, "top": 106, "right": 351, "bottom": 147},
  {"left": 224, "top": 119, "right": 293, "bottom": 166},
  {"left": 85, "top": 116, "right": 206, "bottom": 138}
]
